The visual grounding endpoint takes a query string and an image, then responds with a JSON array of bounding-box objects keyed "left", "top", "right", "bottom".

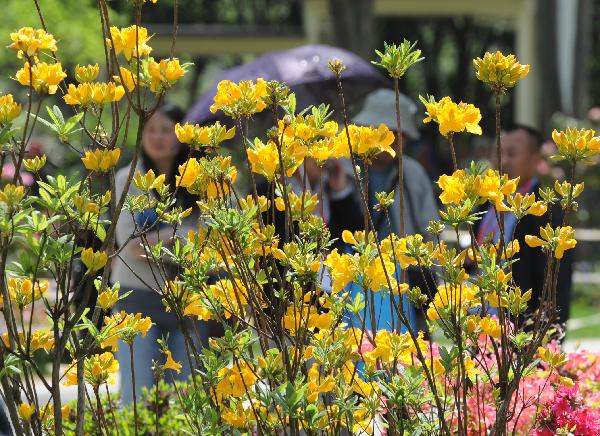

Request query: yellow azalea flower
[
  {"left": 0, "top": 184, "right": 25, "bottom": 207},
  {"left": 133, "top": 169, "right": 166, "bottom": 191},
  {"left": 474, "top": 169, "right": 519, "bottom": 211},
  {"left": 64, "top": 82, "right": 125, "bottom": 106},
  {"left": 479, "top": 316, "right": 501, "bottom": 338},
  {"left": 107, "top": 25, "right": 152, "bottom": 60},
  {"left": 283, "top": 305, "right": 332, "bottom": 334},
  {"left": 210, "top": 78, "right": 267, "bottom": 118},
  {"left": 528, "top": 201, "right": 547, "bottom": 216},
  {"left": 113, "top": 66, "right": 138, "bottom": 92},
  {"left": 176, "top": 157, "right": 201, "bottom": 188},
  {"left": 81, "top": 148, "right": 121, "bottom": 172},
  {"left": 18, "top": 402, "right": 35, "bottom": 421},
  {"left": 7, "top": 277, "right": 49, "bottom": 307},
  {"left": 97, "top": 287, "right": 119, "bottom": 310},
  {"left": 65, "top": 352, "right": 119, "bottom": 387},
  {"left": 437, "top": 170, "right": 466, "bottom": 205},
  {"left": 102, "top": 311, "right": 153, "bottom": 345},
  {"left": 307, "top": 363, "right": 335, "bottom": 402},
  {"left": 364, "top": 256, "right": 397, "bottom": 292},
  {"left": 422, "top": 96, "right": 482, "bottom": 137},
  {"left": 525, "top": 224, "right": 577, "bottom": 259},
  {"left": 40, "top": 404, "right": 71, "bottom": 425},
  {"left": 247, "top": 139, "right": 280, "bottom": 180},
  {"left": 2, "top": 329, "right": 54, "bottom": 353},
  {"left": 215, "top": 363, "right": 257, "bottom": 399},
  {"left": 0, "top": 94, "right": 22, "bottom": 123},
  {"left": 9, "top": 27, "right": 57, "bottom": 58},
  {"left": 174, "top": 122, "right": 235, "bottom": 150},
  {"left": 176, "top": 155, "right": 237, "bottom": 199},
  {"left": 15, "top": 62, "right": 66, "bottom": 95},
  {"left": 427, "top": 283, "right": 479, "bottom": 320},
  {"left": 473, "top": 51, "right": 530, "bottom": 90},
  {"left": 80, "top": 248, "right": 108, "bottom": 272},
  {"left": 23, "top": 154, "right": 46, "bottom": 173},
  {"left": 183, "top": 300, "right": 212, "bottom": 320},
  {"left": 162, "top": 349, "right": 182, "bottom": 373},
  {"left": 221, "top": 403, "right": 248, "bottom": 428},
  {"left": 148, "top": 58, "right": 186, "bottom": 92},
  {"left": 74, "top": 64, "right": 100, "bottom": 83},
  {"left": 551, "top": 127, "right": 600, "bottom": 161},
  {"left": 332, "top": 123, "right": 395, "bottom": 161}
]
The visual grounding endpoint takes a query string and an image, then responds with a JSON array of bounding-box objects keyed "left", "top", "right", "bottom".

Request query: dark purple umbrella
[{"left": 185, "top": 44, "right": 390, "bottom": 127}]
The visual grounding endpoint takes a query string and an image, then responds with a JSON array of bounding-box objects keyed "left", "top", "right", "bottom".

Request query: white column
[
  {"left": 514, "top": 0, "right": 540, "bottom": 128},
  {"left": 302, "top": 0, "right": 331, "bottom": 44}
]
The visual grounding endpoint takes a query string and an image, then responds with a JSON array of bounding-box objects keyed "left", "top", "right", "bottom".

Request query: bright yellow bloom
[
  {"left": 332, "top": 123, "right": 395, "bottom": 161},
  {"left": 324, "top": 249, "right": 357, "bottom": 292},
  {"left": 283, "top": 305, "right": 332, "bottom": 334},
  {"left": 422, "top": 96, "right": 482, "bottom": 137},
  {"left": 215, "top": 363, "right": 257, "bottom": 399},
  {"left": 437, "top": 170, "right": 466, "bottom": 204},
  {"left": 162, "top": 349, "right": 182, "bottom": 373},
  {"left": 18, "top": 402, "right": 35, "bottom": 421},
  {"left": 176, "top": 157, "right": 202, "bottom": 188},
  {"left": 9, "top": 27, "right": 57, "bottom": 58},
  {"left": 64, "top": 82, "right": 125, "bottom": 106},
  {"left": 210, "top": 78, "right": 267, "bottom": 118},
  {"left": 133, "top": 169, "right": 165, "bottom": 191},
  {"left": 81, "top": 148, "right": 121, "bottom": 172},
  {"left": 15, "top": 62, "right": 66, "bottom": 95},
  {"left": 97, "top": 287, "right": 119, "bottom": 310},
  {"left": 80, "top": 248, "right": 108, "bottom": 272},
  {"left": 75, "top": 64, "right": 100, "bottom": 83},
  {"left": 0, "top": 94, "right": 21, "bottom": 123},
  {"left": 307, "top": 363, "right": 335, "bottom": 402},
  {"left": 176, "top": 156, "right": 237, "bottom": 198},
  {"left": 8, "top": 277, "right": 49, "bottom": 307},
  {"left": 0, "top": 184, "right": 25, "bottom": 207},
  {"left": 113, "top": 66, "right": 137, "bottom": 92},
  {"left": 473, "top": 51, "right": 530, "bottom": 90},
  {"left": 247, "top": 139, "right": 280, "bottom": 180},
  {"left": 107, "top": 25, "right": 153, "bottom": 60},
  {"left": 551, "top": 127, "right": 600, "bottom": 161},
  {"left": 174, "top": 122, "right": 235, "bottom": 150},
  {"left": 64, "top": 352, "right": 119, "bottom": 387},
  {"left": 148, "top": 58, "right": 186, "bottom": 92},
  {"left": 525, "top": 224, "right": 577, "bottom": 259},
  {"left": 364, "top": 256, "right": 397, "bottom": 292},
  {"left": 474, "top": 169, "right": 518, "bottom": 211},
  {"left": 102, "top": 311, "right": 153, "bottom": 346},
  {"left": 427, "top": 283, "right": 479, "bottom": 320},
  {"left": 2, "top": 329, "right": 54, "bottom": 353},
  {"left": 479, "top": 316, "right": 501, "bottom": 338}
]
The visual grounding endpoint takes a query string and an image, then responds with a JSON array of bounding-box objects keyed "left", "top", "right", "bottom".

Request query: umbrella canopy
[{"left": 185, "top": 44, "right": 390, "bottom": 126}]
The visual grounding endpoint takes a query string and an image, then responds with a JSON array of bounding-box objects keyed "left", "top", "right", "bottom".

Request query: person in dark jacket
[{"left": 476, "top": 124, "right": 573, "bottom": 327}]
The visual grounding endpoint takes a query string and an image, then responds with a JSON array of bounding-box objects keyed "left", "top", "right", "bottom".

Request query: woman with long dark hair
[{"left": 111, "top": 103, "right": 200, "bottom": 405}]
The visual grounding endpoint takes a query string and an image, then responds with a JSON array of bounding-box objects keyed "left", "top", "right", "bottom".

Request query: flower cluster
[
  {"left": 473, "top": 51, "right": 530, "bottom": 91},
  {"left": 9, "top": 27, "right": 57, "bottom": 58},
  {"left": 422, "top": 95, "right": 482, "bottom": 137},
  {"left": 0, "top": 94, "right": 22, "bottom": 124},
  {"left": 210, "top": 78, "right": 267, "bottom": 118},
  {"left": 175, "top": 121, "right": 235, "bottom": 151},
  {"left": 15, "top": 61, "right": 66, "bottom": 95}
]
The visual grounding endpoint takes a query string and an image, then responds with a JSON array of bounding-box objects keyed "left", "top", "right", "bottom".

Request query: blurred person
[
  {"left": 351, "top": 89, "right": 439, "bottom": 332},
  {"left": 475, "top": 124, "right": 573, "bottom": 327},
  {"left": 111, "top": 104, "right": 212, "bottom": 405}
]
